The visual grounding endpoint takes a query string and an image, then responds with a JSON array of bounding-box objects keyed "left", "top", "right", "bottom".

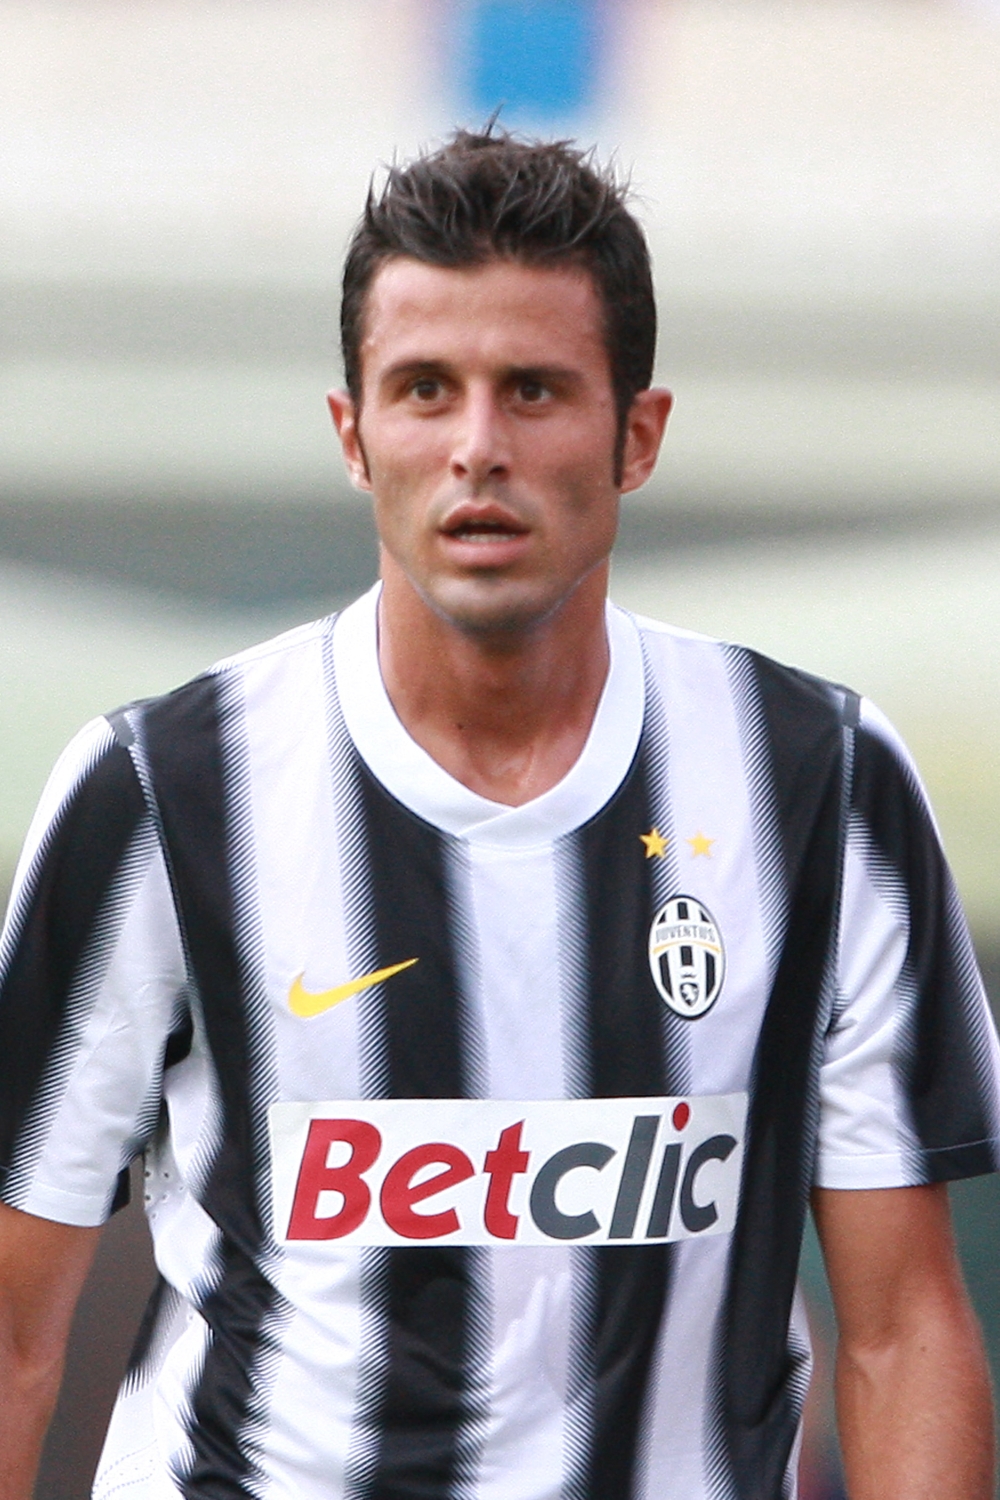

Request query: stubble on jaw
[{"left": 397, "top": 553, "right": 613, "bottom": 651}]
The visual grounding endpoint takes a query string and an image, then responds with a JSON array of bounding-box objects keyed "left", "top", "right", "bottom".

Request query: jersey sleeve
[
  {"left": 815, "top": 699, "right": 1000, "bottom": 1189},
  {"left": 0, "top": 716, "right": 187, "bottom": 1226}
]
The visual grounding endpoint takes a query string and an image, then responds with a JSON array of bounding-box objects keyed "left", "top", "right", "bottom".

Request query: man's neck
[{"left": 376, "top": 569, "right": 611, "bottom": 808}]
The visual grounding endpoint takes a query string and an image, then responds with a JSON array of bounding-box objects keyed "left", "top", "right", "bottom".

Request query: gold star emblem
[
  {"left": 640, "top": 827, "right": 669, "bottom": 859},
  {"left": 686, "top": 831, "right": 715, "bottom": 858}
]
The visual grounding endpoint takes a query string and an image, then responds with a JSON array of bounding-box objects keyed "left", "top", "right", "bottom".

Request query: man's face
[{"left": 331, "top": 256, "right": 656, "bottom": 639}]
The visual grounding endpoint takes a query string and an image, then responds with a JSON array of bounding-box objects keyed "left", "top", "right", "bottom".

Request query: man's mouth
[
  {"left": 441, "top": 507, "right": 530, "bottom": 545},
  {"left": 447, "top": 519, "right": 527, "bottom": 543}
]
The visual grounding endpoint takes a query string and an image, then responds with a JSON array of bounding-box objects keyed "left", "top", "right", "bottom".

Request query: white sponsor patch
[{"left": 268, "top": 1095, "right": 747, "bottom": 1247}]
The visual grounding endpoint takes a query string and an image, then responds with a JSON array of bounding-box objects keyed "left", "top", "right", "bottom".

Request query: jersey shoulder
[
  {"left": 622, "top": 604, "right": 862, "bottom": 730},
  {"left": 106, "top": 611, "right": 338, "bottom": 749}
]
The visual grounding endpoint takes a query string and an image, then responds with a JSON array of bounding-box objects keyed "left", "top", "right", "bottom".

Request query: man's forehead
[{"left": 359, "top": 255, "right": 606, "bottom": 361}]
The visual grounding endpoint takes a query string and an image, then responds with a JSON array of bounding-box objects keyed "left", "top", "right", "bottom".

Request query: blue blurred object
[{"left": 459, "top": 0, "right": 602, "bottom": 122}]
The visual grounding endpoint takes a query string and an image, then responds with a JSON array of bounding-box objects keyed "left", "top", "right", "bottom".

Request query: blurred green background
[{"left": 1, "top": 2, "right": 998, "bottom": 1494}]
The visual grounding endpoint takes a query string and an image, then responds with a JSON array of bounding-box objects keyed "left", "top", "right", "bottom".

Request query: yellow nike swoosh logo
[{"left": 288, "top": 958, "right": 419, "bottom": 1018}]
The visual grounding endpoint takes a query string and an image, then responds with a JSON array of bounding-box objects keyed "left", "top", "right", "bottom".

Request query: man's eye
[
  {"left": 410, "top": 378, "right": 442, "bottom": 400},
  {"left": 518, "top": 380, "right": 548, "bottom": 403}
]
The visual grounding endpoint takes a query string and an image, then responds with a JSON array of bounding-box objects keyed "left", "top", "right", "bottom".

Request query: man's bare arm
[
  {"left": 813, "top": 1182, "right": 994, "bottom": 1500},
  {"left": 0, "top": 1202, "right": 100, "bottom": 1500}
]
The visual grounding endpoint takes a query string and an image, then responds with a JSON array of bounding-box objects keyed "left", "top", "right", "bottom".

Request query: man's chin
[{"left": 422, "top": 580, "right": 564, "bottom": 642}]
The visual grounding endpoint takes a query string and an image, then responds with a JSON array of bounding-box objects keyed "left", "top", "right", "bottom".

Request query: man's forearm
[
  {"left": 815, "top": 1183, "right": 995, "bottom": 1500},
  {"left": 0, "top": 1204, "right": 101, "bottom": 1500},
  {"left": 0, "top": 1335, "right": 67, "bottom": 1500},
  {"left": 835, "top": 1292, "right": 994, "bottom": 1500}
]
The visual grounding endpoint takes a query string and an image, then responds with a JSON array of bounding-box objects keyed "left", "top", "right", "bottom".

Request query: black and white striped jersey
[{"left": 2, "top": 586, "right": 998, "bottom": 1500}]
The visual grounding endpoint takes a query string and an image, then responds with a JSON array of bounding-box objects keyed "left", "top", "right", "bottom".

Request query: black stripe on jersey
[
  {"left": 139, "top": 676, "right": 279, "bottom": 1497},
  {"left": 716, "top": 654, "right": 846, "bottom": 1500},
  {"left": 571, "top": 747, "right": 674, "bottom": 1500},
  {"left": 0, "top": 739, "right": 146, "bottom": 1196},
  {"left": 578, "top": 748, "right": 674, "bottom": 1101},
  {"left": 141, "top": 676, "right": 266, "bottom": 1248},
  {"left": 357, "top": 761, "right": 470, "bottom": 1100},
  {"left": 354, "top": 762, "right": 479, "bottom": 1500},
  {"left": 853, "top": 724, "right": 998, "bottom": 1178},
  {"left": 366, "top": 1246, "right": 480, "bottom": 1500}
]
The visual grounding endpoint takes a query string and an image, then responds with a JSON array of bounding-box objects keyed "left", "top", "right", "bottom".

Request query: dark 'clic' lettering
[
  {"left": 678, "top": 1134, "right": 737, "bottom": 1233},
  {"left": 528, "top": 1141, "right": 615, "bottom": 1240}
]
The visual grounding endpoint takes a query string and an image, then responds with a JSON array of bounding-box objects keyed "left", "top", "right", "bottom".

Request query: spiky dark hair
[{"left": 340, "top": 127, "right": 656, "bottom": 448}]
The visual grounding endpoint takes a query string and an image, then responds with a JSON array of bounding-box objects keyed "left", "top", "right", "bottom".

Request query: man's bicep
[
  {"left": 812, "top": 1183, "right": 972, "bottom": 1341},
  {"left": 0, "top": 1201, "right": 101, "bottom": 1358}
]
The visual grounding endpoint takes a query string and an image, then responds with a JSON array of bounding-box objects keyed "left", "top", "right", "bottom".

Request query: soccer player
[{"left": 1, "top": 128, "right": 998, "bottom": 1500}]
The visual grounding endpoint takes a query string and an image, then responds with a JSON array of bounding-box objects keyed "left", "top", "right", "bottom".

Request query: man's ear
[
  {"left": 619, "top": 387, "right": 673, "bottom": 495},
  {"left": 327, "top": 389, "right": 372, "bottom": 492}
]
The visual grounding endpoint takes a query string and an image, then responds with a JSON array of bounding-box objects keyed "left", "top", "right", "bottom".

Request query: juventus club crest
[{"left": 648, "top": 897, "right": 725, "bottom": 1018}]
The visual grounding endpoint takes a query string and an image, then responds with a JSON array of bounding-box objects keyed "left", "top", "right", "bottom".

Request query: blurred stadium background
[{"left": 1, "top": 2, "right": 998, "bottom": 1494}]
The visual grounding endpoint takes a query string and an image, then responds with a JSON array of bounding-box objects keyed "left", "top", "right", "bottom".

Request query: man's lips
[
  {"left": 446, "top": 522, "right": 526, "bottom": 543},
  {"left": 439, "top": 504, "right": 530, "bottom": 545}
]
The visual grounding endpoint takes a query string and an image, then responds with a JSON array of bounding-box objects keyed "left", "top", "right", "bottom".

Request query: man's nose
[{"left": 450, "top": 389, "right": 511, "bottom": 485}]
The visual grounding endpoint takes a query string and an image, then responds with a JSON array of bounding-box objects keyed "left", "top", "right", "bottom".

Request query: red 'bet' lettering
[
  {"left": 287, "top": 1118, "right": 381, "bottom": 1240},
  {"left": 483, "top": 1121, "right": 530, "bottom": 1239},
  {"left": 380, "top": 1143, "right": 475, "bottom": 1239}
]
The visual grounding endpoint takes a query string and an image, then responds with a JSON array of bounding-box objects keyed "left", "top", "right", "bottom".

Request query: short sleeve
[
  {"left": 815, "top": 700, "right": 1000, "bottom": 1189},
  {"left": 0, "top": 717, "right": 187, "bottom": 1226}
]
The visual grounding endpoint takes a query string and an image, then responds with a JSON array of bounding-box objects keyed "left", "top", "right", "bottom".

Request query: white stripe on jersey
[{"left": 819, "top": 808, "right": 921, "bottom": 1187}]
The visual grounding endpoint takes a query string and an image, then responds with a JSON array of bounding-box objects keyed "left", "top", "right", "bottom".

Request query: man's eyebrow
[
  {"left": 379, "top": 360, "right": 585, "bottom": 388},
  {"left": 505, "top": 364, "right": 583, "bottom": 387},
  {"left": 379, "top": 358, "right": 452, "bottom": 386}
]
